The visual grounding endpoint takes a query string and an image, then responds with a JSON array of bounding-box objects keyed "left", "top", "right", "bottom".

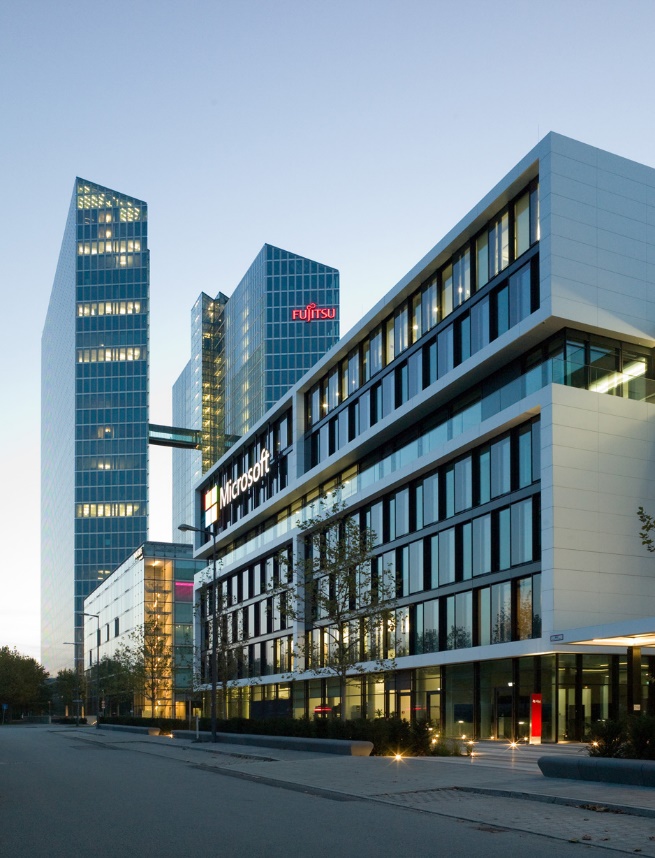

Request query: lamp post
[
  {"left": 62, "top": 642, "right": 81, "bottom": 726},
  {"left": 179, "top": 522, "right": 218, "bottom": 743},
  {"left": 83, "top": 612, "right": 101, "bottom": 728}
]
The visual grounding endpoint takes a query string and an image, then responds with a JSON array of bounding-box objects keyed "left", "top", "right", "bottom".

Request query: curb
[{"left": 452, "top": 785, "right": 655, "bottom": 820}]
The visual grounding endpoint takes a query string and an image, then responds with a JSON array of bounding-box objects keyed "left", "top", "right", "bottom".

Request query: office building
[
  {"left": 191, "top": 134, "right": 655, "bottom": 740},
  {"left": 42, "top": 179, "right": 149, "bottom": 674},
  {"left": 83, "top": 542, "right": 205, "bottom": 719},
  {"left": 173, "top": 244, "right": 339, "bottom": 540}
]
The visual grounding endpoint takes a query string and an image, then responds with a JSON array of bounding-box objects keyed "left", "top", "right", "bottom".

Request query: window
[
  {"left": 470, "top": 297, "right": 490, "bottom": 354},
  {"left": 511, "top": 498, "right": 533, "bottom": 565},
  {"left": 422, "top": 277, "right": 438, "bottom": 332},
  {"left": 489, "top": 211, "right": 509, "bottom": 278},
  {"left": 437, "top": 326, "right": 454, "bottom": 378},
  {"left": 458, "top": 314, "right": 471, "bottom": 364},
  {"left": 415, "top": 599, "right": 439, "bottom": 654},
  {"left": 509, "top": 263, "right": 532, "bottom": 326},
  {"left": 348, "top": 350, "right": 360, "bottom": 395},
  {"left": 446, "top": 591, "right": 472, "bottom": 649},
  {"left": 394, "top": 304, "right": 409, "bottom": 354},
  {"left": 423, "top": 473, "right": 439, "bottom": 525},
  {"left": 454, "top": 456, "right": 472, "bottom": 513},
  {"left": 516, "top": 577, "right": 533, "bottom": 640},
  {"left": 491, "top": 581, "right": 512, "bottom": 643},
  {"left": 518, "top": 425, "right": 533, "bottom": 488},
  {"left": 411, "top": 293, "right": 422, "bottom": 343},
  {"left": 478, "top": 447, "right": 490, "bottom": 505},
  {"left": 408, "top": 539, "right": 424, "bottom": 594},
  {"left": 408, "top": 350, "right": 422, "bottom": 399},
  {"left": 385, "top": 317, "right": 395, "bottom": 365},
  {"left": 394, "top": 488, "right": 410, "bottom": 537},
  {"left": 472, "top": 514, "right": 492, "bottom": 576},
  {"left": 478, "top": 587, "right": 491, "bottom": 646},
  {"left": 495, "top": 283, "right": 509, "bottom": 338},
  {"left": 498, "top": 507, "right": 511, "bottom": 571},
  {"left": 476, "top": 232, "right": 489, "bottom": 290},
  {"left": 514, "top": 192, "right": 530, "bottom": 258},
  {"left": 453, "top": 249, "right": 471, "bottom": 307},
  {"left": 441, "top": 264, "right": 453, "bottom": 319},
  {"left": 370, "top": 326, "right": 383, "bottom": 376},
  {"left": 437, "top": 528, "right": 455, "bottom": 585},
  {"left": 490, "top": 436, "right": 511, "bottom": 497}
]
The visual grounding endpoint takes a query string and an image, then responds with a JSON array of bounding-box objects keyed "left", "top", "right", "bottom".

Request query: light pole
[
  {"left": 179, "top": 522, "right": 218, "bottom": 742},
  {"left": 83, "top": 612, "right": 100, "bottom": 728},
  {"left": 62, "top": 642, "right": 81, "bottom": 726}
]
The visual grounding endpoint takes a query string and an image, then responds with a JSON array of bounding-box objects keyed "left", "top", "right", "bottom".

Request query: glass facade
[
  {"left": 225, "top": 244, "right": 339, "bottom": 440},
  {"left": 83, "top": 542, "right": 205, "bottom": 719},
  {"left": 42, "top": 178, "right": 149, "bottom": 674},
  {"left": 190, "top": 137, "right": 655, "bottom": 742},
  {"left": 173, "top": 244, "right": 339, "bottom": 542},
  {"left": 173, "top": 292, "right": 227, "bottom": 539}
]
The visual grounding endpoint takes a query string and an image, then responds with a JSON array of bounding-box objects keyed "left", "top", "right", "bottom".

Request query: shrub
[
  {"left": 51, "top": 716, "right": 88, "bottom": 725},
  {"left": 627, "top": 715, "right": 655, "bottom": 760},
  {"left": 429, "top": 737, "right": 463, "bottom": 757},
  {"left": 587, "top": 719, "right": 628, "bottom": 757}
]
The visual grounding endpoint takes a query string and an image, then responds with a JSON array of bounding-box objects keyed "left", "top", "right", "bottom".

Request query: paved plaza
[{"left": 85, "top": 729, "right": 655, "bottom": 855}]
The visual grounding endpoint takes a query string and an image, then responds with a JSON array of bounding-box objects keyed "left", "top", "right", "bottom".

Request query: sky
[{"left": 2, "top": 0, "right": 655, "bottom": 664}]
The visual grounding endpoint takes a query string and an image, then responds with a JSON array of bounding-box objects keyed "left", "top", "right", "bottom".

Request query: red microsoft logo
[{"left": 291, "top": 302, "right": 337, "bottom": 322}]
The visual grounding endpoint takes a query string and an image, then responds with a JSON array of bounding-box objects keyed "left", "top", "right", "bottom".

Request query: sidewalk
[{"left": 62, "top": 728, "right": 655, "bottom": 855}]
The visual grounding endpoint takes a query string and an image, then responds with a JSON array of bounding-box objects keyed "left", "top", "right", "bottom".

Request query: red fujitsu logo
[{"left": 291, "top": 302, "right": 337, "bottom": 322}]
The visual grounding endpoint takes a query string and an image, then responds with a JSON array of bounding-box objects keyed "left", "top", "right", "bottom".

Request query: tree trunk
[{"left": 340, "top": 676, "right": 347, "bottom": 721}]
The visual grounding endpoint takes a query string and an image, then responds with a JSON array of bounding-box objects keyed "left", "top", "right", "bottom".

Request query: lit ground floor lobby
[{"left": 204, "top": 651, "right": 655, "bottom": 743}]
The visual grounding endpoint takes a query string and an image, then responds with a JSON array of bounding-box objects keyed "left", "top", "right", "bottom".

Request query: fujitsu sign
[
  {"left": 219, "top": 448, "right": 271, "bottom": 508},
  {"left": 291, "top": 302, "right": 337, "bottom": 322}
]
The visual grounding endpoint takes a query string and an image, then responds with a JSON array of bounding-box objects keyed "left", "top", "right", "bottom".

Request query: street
[{"left": 0, "top": 726, "right": 643, "bottom": 858}]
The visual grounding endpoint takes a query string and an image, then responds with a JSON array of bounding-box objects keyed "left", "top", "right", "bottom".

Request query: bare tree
[
  {"left": 114, "top": 620, "right": 172, "bottom": 718},
  {"left": 279, "top": 491, "right": 397, "bottom": 721}
]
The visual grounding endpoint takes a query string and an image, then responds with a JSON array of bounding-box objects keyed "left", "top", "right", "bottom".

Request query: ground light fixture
[{"left": 179, "top": 522, "right": 218, "bottom": 743}]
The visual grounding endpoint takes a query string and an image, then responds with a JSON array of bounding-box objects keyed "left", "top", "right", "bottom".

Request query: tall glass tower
[
  {"left": 41, "top": 178, "right": 149, "bottom": 674},
  {"left": 173, "top": 244, "right": 339, "bottom": 540}
]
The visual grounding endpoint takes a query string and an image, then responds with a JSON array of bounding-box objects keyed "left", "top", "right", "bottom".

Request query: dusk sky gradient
[{"left": 2, "top": 0, "right": 655, "bottom": 661}]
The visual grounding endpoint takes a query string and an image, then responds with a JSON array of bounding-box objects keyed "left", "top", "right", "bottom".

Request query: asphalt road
[{"left": 0, "top": 726, "right": 631, "bottom": 858}]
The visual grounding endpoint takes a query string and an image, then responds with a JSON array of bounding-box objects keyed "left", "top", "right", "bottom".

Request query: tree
[
  {"left": 52, "top": 668, "right": 85, "bottom": 718},
  {"left": 638, "top": 506, "right": 655, "bottom": 552},
  {"left": 96, "top": 655, "right": 137, "bottom": 716},
  {"left": 279, "top": 490, "right": 397, "bottom": 721},
  {"left": 0, "top": 647, "right": 49, "bottom": 719},
  {"left": 113, "top": 620, "right": 173, "bottom": 718}
]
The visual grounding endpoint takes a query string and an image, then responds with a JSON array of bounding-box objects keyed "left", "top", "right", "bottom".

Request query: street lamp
[
  {"left": 179, "top": 522, "right": 218, "bottom": 743},
  {"left": 83, "top": 612, "right": 100, "bottom": 729},
  {"left": 62, "top": 642, "right": 81, "bottom": 726}
]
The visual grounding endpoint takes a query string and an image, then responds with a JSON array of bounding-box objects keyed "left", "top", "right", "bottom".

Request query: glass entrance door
[{"left": 493, "top": 687, "right": 514, "bottom": 740}]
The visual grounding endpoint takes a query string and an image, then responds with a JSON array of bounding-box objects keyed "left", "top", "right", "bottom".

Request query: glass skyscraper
[
  {"left": 173, "top": 244, "right": 339, "bottom": 540},
  {"left": 41, "top": 178, "right": 149, "bottom": 674}
]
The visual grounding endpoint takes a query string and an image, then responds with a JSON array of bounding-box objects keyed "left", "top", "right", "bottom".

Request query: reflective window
[
  {"left": 514, "top": 192, "right": 530, "bottom": 258},
  {"left": 489, "top": 211, "right": 509, "bottom": 278},
  {"left": 472, "top": 514, "right": 492, "bottom": 576},
  {"left": 511, "top": 498, "right": 533, "bottom": 565},
  {"left": 491, "top": 436, "right": 511, "bottom": 497},
  {"left": 491, "top": 581, "right": 512, "bottom": 643},
  {"left": 415, "top": 599, "right": 439, "bottom": 653}
]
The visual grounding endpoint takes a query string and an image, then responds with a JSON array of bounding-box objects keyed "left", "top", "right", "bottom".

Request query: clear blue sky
[{"left": 2, "top": 0, "right": 654, "bottom": 662}]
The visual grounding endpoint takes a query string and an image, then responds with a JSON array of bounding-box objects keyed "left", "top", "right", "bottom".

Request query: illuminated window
[
  {"left": 77, "top": 347, "right": 143, "bottom": 363},
  {"left": 76, "top": 503, "right": 141, "bottom": 518}
]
